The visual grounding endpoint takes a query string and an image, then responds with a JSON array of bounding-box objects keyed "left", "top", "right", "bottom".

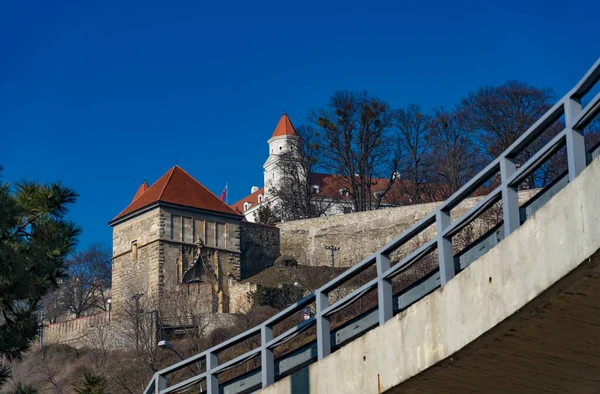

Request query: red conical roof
[
  {"left": 271, "top": 113, "right": 297, "bottom": 138},
  {"left": 111, "top": 166, "right": 239, "bottom": 223},
  {"left": 131, "top": 181, "right": 149, "bottom": 202}
]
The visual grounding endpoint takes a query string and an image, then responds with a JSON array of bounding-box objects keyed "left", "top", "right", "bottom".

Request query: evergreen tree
[
  {"left": 0, "top": 166, "right": 80, "bottom": 386},
  {"left": 73, "top": 373, "right": 107, "bottom": 394},
  {"left": 9, "top": 383, "right": 38, "bottom": 394}
]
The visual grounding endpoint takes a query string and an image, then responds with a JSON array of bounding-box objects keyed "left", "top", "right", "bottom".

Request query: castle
[
  {"left": 232, "top": 113, "right": 411, "bottom": 221},
  {"left": 108, "top": 166, "right": 279, "bottom": 318}
]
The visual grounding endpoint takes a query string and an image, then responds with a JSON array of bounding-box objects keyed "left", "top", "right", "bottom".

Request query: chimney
[{"left": 251, "top": 186, "right": 259, "bottom": 194}]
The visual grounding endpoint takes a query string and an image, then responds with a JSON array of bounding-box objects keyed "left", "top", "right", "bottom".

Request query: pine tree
[
  {"left": 0, "top": 166, "right": 80, "bottom": 386},
  {"left": 9, "top": 383, "right": 38, "bottom": 394},
  {"left": 73, "top": 373, "right": 107, "bottom": 394}
]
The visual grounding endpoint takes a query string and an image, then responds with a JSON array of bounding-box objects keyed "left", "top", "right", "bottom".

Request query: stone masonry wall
[
  {"left": 228, "top": 278, "right": 256, "bottom": 314},
  {"left": 239, "top": 222, "right": 280, "bottom": 279},
  {"left": 111, "top": 208, "right": 162, "bottom": 315},
  {"left": 277, "top": 191, "right": 537, "bottom": 267},
  {"left": 44, "top": 312, "right": 109, "bottom": 346}
]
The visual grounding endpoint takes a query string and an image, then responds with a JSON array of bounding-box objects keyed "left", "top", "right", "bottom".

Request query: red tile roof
[
  {"left": 231, "top": 187, "right": 264, "bottom": 214},
  {"left": 131, "top": 181, "right": 149, "bottom": 202},
  {"left": 271, "top": 113, "right": 297, "bottom": 138},
  {"left": 112, "top": 166, "right": 239, "bottom": 222},
  {"left": 231, "top": 174, "right": 428, "bottom": 213}
]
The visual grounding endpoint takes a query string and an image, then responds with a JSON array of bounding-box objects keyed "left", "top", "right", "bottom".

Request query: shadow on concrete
[{"left": 290, "top": 367, "right": 310, "bottom": 394}]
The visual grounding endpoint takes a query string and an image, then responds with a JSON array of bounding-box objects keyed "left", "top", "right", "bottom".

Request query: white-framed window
[
  {"left": 258, "top": 194, "right": 263, "bottom": 203},
  {"left": 244, "top": 202, "right": 250, "bottom": 211},
  {"left": 312, "top": 185, "right": 320, "bottom": 194},
  {"left": 339, "top": 188, "right": 349, "bottom": 197}
]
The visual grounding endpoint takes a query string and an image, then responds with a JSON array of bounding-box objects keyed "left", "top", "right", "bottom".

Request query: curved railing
[{"left": 145, "top": 56, "right": 600, "bottom": 394}]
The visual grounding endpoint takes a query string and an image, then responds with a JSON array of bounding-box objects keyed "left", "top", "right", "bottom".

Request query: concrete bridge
[{"left": 146, "top": 57, "right": 600, "bottom": 394}]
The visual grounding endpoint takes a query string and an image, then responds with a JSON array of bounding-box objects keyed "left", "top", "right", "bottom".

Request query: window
[
  {"left": 339, "top": 188, "right": 349, "bottom": 197},
  {"left": 194, "top": 218, "right": 204, "bottom": 243},
  {"left": 183, "top": 217, "right": 193, "bottom": 243},
  {"left": 258, "top": 194, "right": 263, "bottom": 203},
  {"left": 244, "top": 202, "right": 250, "bottom": 211},
  {"left": 131, "top": 240, "right": 138, "bottom": 260},
  {"left": 216, "top": 223, "right": 226, "bottom": 247},
  {"left": 311, "top": 185, "right": 320, "bottom": 194},
  {"left": 206, "top": 221, "right": 215, "bottom": 246},
  {"left": 176, "top": 258, "right": 182, "bottom": 283},
  {"left": 171, "top": 215, "right": 182, "bottom": 241},
  {"left": 374, "top": 190, "right": 384, "bottom": 199}
]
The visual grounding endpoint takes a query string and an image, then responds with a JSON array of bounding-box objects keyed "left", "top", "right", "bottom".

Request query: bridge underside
[{"left": 394, "top": 251, "right": 600, "bottom": 394}]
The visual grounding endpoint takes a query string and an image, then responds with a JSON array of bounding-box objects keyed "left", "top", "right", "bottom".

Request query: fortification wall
[
  {"left": 277, "top": 191, "right": 537, "bottom": 267},
  {"left": 239, "top": 222, "right": 280, "bottom": 279},
  {"left": 44, "top": 312, "right": 109, "bottom": 347}
]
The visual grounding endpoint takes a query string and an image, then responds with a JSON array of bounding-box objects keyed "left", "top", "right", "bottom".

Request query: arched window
[
  {"left": 244, "top": 202, "right": 250, "bottom": 211},
  {"left": 258, "top": 194, "right": 263, "bottom": 203}
]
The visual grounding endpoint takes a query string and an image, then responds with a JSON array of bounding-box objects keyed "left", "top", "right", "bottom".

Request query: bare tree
[
  {"left": 313, "top": 91, "right": 398, "bottom": 212},
  {"left": 394, "top": 104, "right": 434, "bottom": 204},
  {"left": 459, "top": 80, "right": 555, "bottom": 158},
  {"left": 61, "top": 244, "right": 112, "bottom": 318},
  {"left": 427, "top": 107, "right": 484, "bottom": 198},
  {"left": 269, "top": 125, "right": 338, "bottom": 220},
  {"left": 458, "top": 80, "right": 557, "bottom": 188},
  {"left": 41, "top": 288, "right": 67, "bottom": 324}
]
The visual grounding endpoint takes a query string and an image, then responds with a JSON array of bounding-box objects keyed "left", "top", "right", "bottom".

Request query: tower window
[{"left": 131, "top": 240, "right": 138, "bottom": 260}]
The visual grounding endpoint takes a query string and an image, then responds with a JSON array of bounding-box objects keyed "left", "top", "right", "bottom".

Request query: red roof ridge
[
  {"left": 158, "top": 166, "right": 177, "bottom": 201},
  {"left": 131, "top": 180, "right": 149, "bottom": 202},
  {"left": 173, "top": 165, "right": 235, "bottom": 213}
]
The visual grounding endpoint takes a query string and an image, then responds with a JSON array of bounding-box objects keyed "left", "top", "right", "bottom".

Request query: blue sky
[{"left": 1, "top": 0, "right": 599, "bottom": 251}]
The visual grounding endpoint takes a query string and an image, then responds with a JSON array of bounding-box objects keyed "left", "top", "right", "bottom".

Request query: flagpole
[{"left": 226, "top": 182, "right": 228, "bottom": 205}]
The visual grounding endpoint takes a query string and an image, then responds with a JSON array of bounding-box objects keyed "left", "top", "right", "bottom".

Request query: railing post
[
  {"left": 436, "top": 209, "right": 455, "bottom": 284},
  {"left": 500, "top": 157, "right": 520, "bottom": 237},
  {"left": 206, "top": 352, "right": 218, "bottom": 394},
  {"left": 261, "top": 325, "right": 275, "bottom": 388},
  {"left": 376, "top": 253, "right": 393, "bottom": 325},
  {"left": 316, "top": 290, "right": 330, "bottom": 360},
  {"left": 155, "top": 374, "right": 166, "bottom": 394},
  {"left": 565, "top": 97, "right": 586, "bottom": 181}
]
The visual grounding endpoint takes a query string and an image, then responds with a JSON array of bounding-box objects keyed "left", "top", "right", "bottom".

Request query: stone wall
[
  {"left": 277, "top": 191, "right": 537, "bottom": 267},
  {"left": 240, "top": 222, "right": 280, "bottom": 279},
  {"left": 112, "top": 208, "right": 161, "bottom": 256},
  {"left": 111, "top": 208, "right": 162, "bottom": 316},
  {"left": 228, "top": 278, "right": 256, "bottom": 314},
  {"left": 44, "top": 312, "right": 109, "bottom": 346}
]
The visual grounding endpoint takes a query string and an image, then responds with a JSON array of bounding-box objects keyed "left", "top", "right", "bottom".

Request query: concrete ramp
[{"left": 258, "top": 155, "right": 600, "bottom": 393}]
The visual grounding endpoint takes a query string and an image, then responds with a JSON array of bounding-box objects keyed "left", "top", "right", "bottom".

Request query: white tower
[{"left": 263, "top": 113, "right": 300, "bottom": 200}]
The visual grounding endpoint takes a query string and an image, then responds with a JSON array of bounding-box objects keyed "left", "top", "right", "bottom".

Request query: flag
[{"left": 220, "top": 184, "right": 227, "bottom": 201}]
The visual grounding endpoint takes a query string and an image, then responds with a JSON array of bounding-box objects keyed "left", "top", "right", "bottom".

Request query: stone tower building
[
  {"left": 263, "top": 113, "right": 300, "bottom": 201},
  {"left": 109, "top": 166, "right": 279, "bottom": 317}
]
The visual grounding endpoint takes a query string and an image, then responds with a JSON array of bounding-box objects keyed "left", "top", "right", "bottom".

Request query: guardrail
[{"left": 146, "top": 57, "right": 600, "bottom": 394}]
